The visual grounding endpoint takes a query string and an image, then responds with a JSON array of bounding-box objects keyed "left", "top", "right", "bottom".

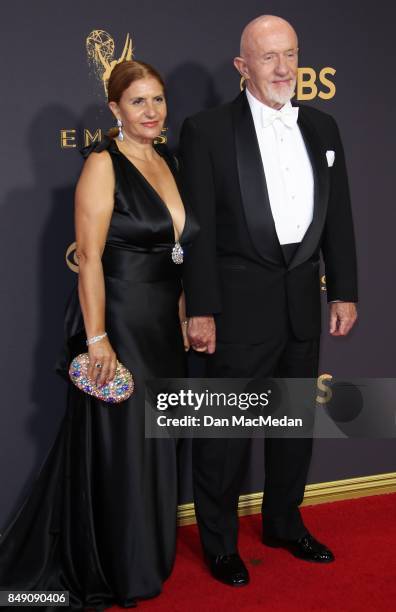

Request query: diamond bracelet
[{"left": 86, "top": 332, "right": 107, "bottom": 346}]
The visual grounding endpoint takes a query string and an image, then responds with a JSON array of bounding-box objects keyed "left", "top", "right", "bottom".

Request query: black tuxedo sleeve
[
  {"left": 321, "top": 116, "right": 358, "bottom": 302},
  {"left": 179, "top": 118, "right": 222, "bottom": 316}
]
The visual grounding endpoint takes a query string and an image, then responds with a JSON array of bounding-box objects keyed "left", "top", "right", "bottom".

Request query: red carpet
[{"left": 114, "top": 493, "right": 396, "bottom": 611}]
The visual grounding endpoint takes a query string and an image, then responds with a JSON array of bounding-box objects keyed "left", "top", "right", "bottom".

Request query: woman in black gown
[{"left": 0, "top": 60, "right": 198, "bottom": 610}]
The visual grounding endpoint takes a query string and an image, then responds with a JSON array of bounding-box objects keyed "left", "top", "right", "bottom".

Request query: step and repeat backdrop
[{"left": 0, "top": 0, "right": 395, "bottom": 525}]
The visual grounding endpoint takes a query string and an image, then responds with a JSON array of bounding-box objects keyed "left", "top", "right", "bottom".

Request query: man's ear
[{"left": 233, "top": 56, "right": 249, "bottom": 79}]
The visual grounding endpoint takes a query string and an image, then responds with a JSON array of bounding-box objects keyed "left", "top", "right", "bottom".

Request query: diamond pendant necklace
[{"left": 171, "top": 241, "right": 183, "bottom": 264}]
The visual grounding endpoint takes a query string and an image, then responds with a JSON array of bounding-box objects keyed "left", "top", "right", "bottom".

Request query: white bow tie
[{"left": 261, "top": 105, "right": 299, "bottom": 129}]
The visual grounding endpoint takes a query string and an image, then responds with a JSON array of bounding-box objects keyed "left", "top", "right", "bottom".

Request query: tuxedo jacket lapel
[
  {"left": 232, "top": 94, "right": 330, "bottom": 270},
  {"left": 288, "top": 106, "right": 330, "bottom": 270},
  {"left": 232, "top": 93, "right": 284, "bottom": 265}
]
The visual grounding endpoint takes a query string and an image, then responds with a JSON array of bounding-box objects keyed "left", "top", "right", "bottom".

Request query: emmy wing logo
[{"left": 86, "top": 30, "right": 133, "bottom": 96}]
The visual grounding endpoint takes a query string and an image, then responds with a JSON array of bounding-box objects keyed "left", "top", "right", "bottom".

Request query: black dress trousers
[{"left": 192, "top": 330, "right": 319, "bottom": 556}]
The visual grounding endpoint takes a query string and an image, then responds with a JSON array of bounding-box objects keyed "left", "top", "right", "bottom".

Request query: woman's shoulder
[
  {"left": 80, "top": 135, "right": 120, "bottom": 160},
  {"left": 77, "top": 137, "right": 116, "bottom": 187}
]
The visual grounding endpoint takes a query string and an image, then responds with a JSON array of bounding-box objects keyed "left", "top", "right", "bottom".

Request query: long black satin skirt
[{"left": 0, "top": 247, "right": 186, "bottom": 610}]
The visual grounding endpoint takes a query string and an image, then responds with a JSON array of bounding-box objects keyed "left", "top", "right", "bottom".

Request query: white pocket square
[{"left": 326, "top": 150, "right": 335, "bottom": 167}]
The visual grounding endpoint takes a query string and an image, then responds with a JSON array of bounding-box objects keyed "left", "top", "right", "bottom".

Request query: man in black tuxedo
[{"left": 180, "top": 15, "right": 358, "bottom": 586}]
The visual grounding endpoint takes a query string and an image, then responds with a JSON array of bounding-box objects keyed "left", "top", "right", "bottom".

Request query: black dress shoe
[
  {"left": 207, "top": 553, "right": 250, "bottom": 586},
  {"left": 263, "top": 532, "right": 335, "bottom": 563}
]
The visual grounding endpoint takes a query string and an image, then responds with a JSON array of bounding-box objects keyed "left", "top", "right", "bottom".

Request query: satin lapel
[
  {"left": 288, "top": 106, "right": 330, "bottom": 270},
  {"left": 233, "top": 93, "right": 284, "bottom": 265}
]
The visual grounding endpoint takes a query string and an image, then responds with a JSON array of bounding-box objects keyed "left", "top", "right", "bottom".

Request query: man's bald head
[
  {"left": 234, "top": 15, "right": 299, "bottom": 109},
  {"left": 240, "top": 15, "right": 298, "bottom": 57}
]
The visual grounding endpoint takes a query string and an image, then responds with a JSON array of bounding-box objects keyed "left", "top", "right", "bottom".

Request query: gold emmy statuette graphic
[
  {"left": 86, "top": 30, "right": 133, "bottom": 96},
  {"left": 321, "top": 274, "right": 327, "bottom": 292},
  {"left": 66, "top": 242, "right": 79, "bottom": 273},
  {"left": 61, "top": 30, "right": 168, "bottom": 150}
]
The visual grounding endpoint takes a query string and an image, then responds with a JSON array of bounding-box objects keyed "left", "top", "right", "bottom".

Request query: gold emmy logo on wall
[
  {"left": 321, "top": 274, "right": 327, "bottom": 292},
  {"left": 86, "top": 30, "right": 133, "bottom": 97},
  {"left": 240, "top": 67, "right": 336, "bottom": 100},
  {"left": 66, "top": 242, "right": 79, "bottom": 273},
  {"left": 61, "top": 29, "right": 167, "bottom": 151}
]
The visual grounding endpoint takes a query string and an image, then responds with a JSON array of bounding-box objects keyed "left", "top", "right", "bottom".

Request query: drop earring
[{"left": 117, "top": 118, "right": 124, "bottom": 141}]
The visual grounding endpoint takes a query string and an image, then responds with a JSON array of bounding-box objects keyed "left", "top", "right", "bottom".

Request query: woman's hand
[
  {"left": 87, "top": 337, "right": 117, "bottom": 386},
  {"left": 180, "top": 319, "right": 190, "bottom": 351},
  {"left": 187, "top": 316, "right": 216, "bottom": 354}
]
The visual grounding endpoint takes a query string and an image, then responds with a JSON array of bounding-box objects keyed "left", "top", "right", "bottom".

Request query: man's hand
[
  {"left": 329, "top": 302, "right": 358, "bottom": 336},
  {"left": 187, "top": 316, "right": 216, "bottom": 354}
]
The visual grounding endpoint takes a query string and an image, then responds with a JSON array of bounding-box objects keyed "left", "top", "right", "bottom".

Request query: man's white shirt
[{"left": 246, "top": 88, "right": 314, "bottom": 246}]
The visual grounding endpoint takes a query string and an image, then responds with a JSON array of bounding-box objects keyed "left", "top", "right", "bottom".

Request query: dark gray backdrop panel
[{"left": 0, "top": 0, "right": 394, "bottom": 524}]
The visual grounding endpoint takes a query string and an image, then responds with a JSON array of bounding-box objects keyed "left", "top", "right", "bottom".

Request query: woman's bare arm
[{"left": 74, "top": 150, "right": 117, "bottom": 385}]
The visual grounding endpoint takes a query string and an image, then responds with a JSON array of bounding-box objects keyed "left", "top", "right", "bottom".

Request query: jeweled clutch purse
[{"left": 69, "top": 353, "right": 134, "bottom": 403}]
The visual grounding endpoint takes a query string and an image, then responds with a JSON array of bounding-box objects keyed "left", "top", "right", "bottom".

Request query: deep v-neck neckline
[{"left": 114, "top": 141, "right": 186, "bottom": 243}]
